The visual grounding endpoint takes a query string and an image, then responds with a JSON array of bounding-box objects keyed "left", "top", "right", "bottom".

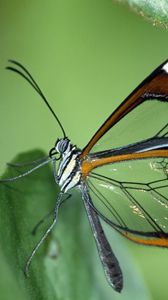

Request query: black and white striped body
[{"left": 55, "top": 138, "right": 81, "bottom": 192}]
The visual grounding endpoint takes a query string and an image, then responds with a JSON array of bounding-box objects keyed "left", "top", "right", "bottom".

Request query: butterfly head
[
  {"left": 49, "top": 137, "right": 71, "bottom": 159},
  {"left": 55, "top": 137, "right": 71, "bottom": 154}
]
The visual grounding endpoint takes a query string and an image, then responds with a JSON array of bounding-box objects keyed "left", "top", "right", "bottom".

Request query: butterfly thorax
[{"left": 54, "top": 138, "right": 81, "bottom": 192}]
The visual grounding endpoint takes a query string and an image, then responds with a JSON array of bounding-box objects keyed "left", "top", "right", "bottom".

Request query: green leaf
[
  {"left": 116, "top": 0, "right": 168, "bottom": 28},
  {"left": 0, "top": 150, "right": 151, "bottom": 299}
]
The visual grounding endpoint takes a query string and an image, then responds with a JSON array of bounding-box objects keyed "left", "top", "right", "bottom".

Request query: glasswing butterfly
[{"left": 1, "top": 59, "right": 168, "bottom": 293}]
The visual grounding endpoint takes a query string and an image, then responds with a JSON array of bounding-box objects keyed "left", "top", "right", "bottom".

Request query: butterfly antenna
[{"left": 6, "top": 59, "right": 66, "bottom": 138}]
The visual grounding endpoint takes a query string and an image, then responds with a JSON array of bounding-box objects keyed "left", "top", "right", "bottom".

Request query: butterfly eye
[{"left": 55, "top": 138, "right": 70, "bottom": 154}]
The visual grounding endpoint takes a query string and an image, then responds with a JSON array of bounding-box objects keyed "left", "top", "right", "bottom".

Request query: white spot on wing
[{"left": 162, "top": 61, "right": 168, "bottom": 73}]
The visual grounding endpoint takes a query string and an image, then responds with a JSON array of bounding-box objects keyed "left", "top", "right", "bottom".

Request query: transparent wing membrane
[
  {"left": 156, "top": 123, "right": 168, "bottom": 137},
  {"left": 81, "top": 60, "right": 168, "bottom": 157},
  {"left": 91, "top": 100, "right": 168, "bottom": 153},
  {"left": 81, "top": 61, "right": 168, "bottom": 247},
  {"left": 86, "top": 157, "right": 168, "bottom": 245}
]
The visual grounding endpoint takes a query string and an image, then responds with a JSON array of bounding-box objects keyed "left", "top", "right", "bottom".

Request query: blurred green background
[{"left": 0, "top": 0, "right": 168, "bottom": 299}]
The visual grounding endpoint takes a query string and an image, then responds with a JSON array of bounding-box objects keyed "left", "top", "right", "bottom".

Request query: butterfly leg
[
  {"left": 6, "top": 156, "right": 49, "bottom": 168},
  {"left": 31, "top": 209, "right": 54, "bottom": 235},
  {"left": 0, "top": 158, "right": 51, "bottom": 183},
  {"left": 52, "top": 159, "right": 58, "bottom": 183},
  {"left": 24, "top": 192, "right": 63, "bottom": 277},
  {"left": 31, "top": 193, "right": 71, "bottom": 235}
]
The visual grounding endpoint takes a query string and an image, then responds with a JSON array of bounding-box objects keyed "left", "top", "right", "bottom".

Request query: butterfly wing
[
  {"left": 81, "top": 60, "right": 168, "bottom": 246},
  {"left": 85, "top": 156, "right": 168, "bottom": 246},
  {"left": 81, "top": 60, "right": 168, "bottom": 157}
]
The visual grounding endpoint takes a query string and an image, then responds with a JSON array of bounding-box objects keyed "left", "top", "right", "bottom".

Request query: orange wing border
[
  {"left": 84, "top": 184, "right": 168, "bottom": 247},
  {"left": 81, "top": 149, "right": 168, "bottom": 177}
]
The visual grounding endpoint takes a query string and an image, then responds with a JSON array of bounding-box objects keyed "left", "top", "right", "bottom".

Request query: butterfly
[{"left": 1, "top": 59, "right": 168, "bottom": 293}]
